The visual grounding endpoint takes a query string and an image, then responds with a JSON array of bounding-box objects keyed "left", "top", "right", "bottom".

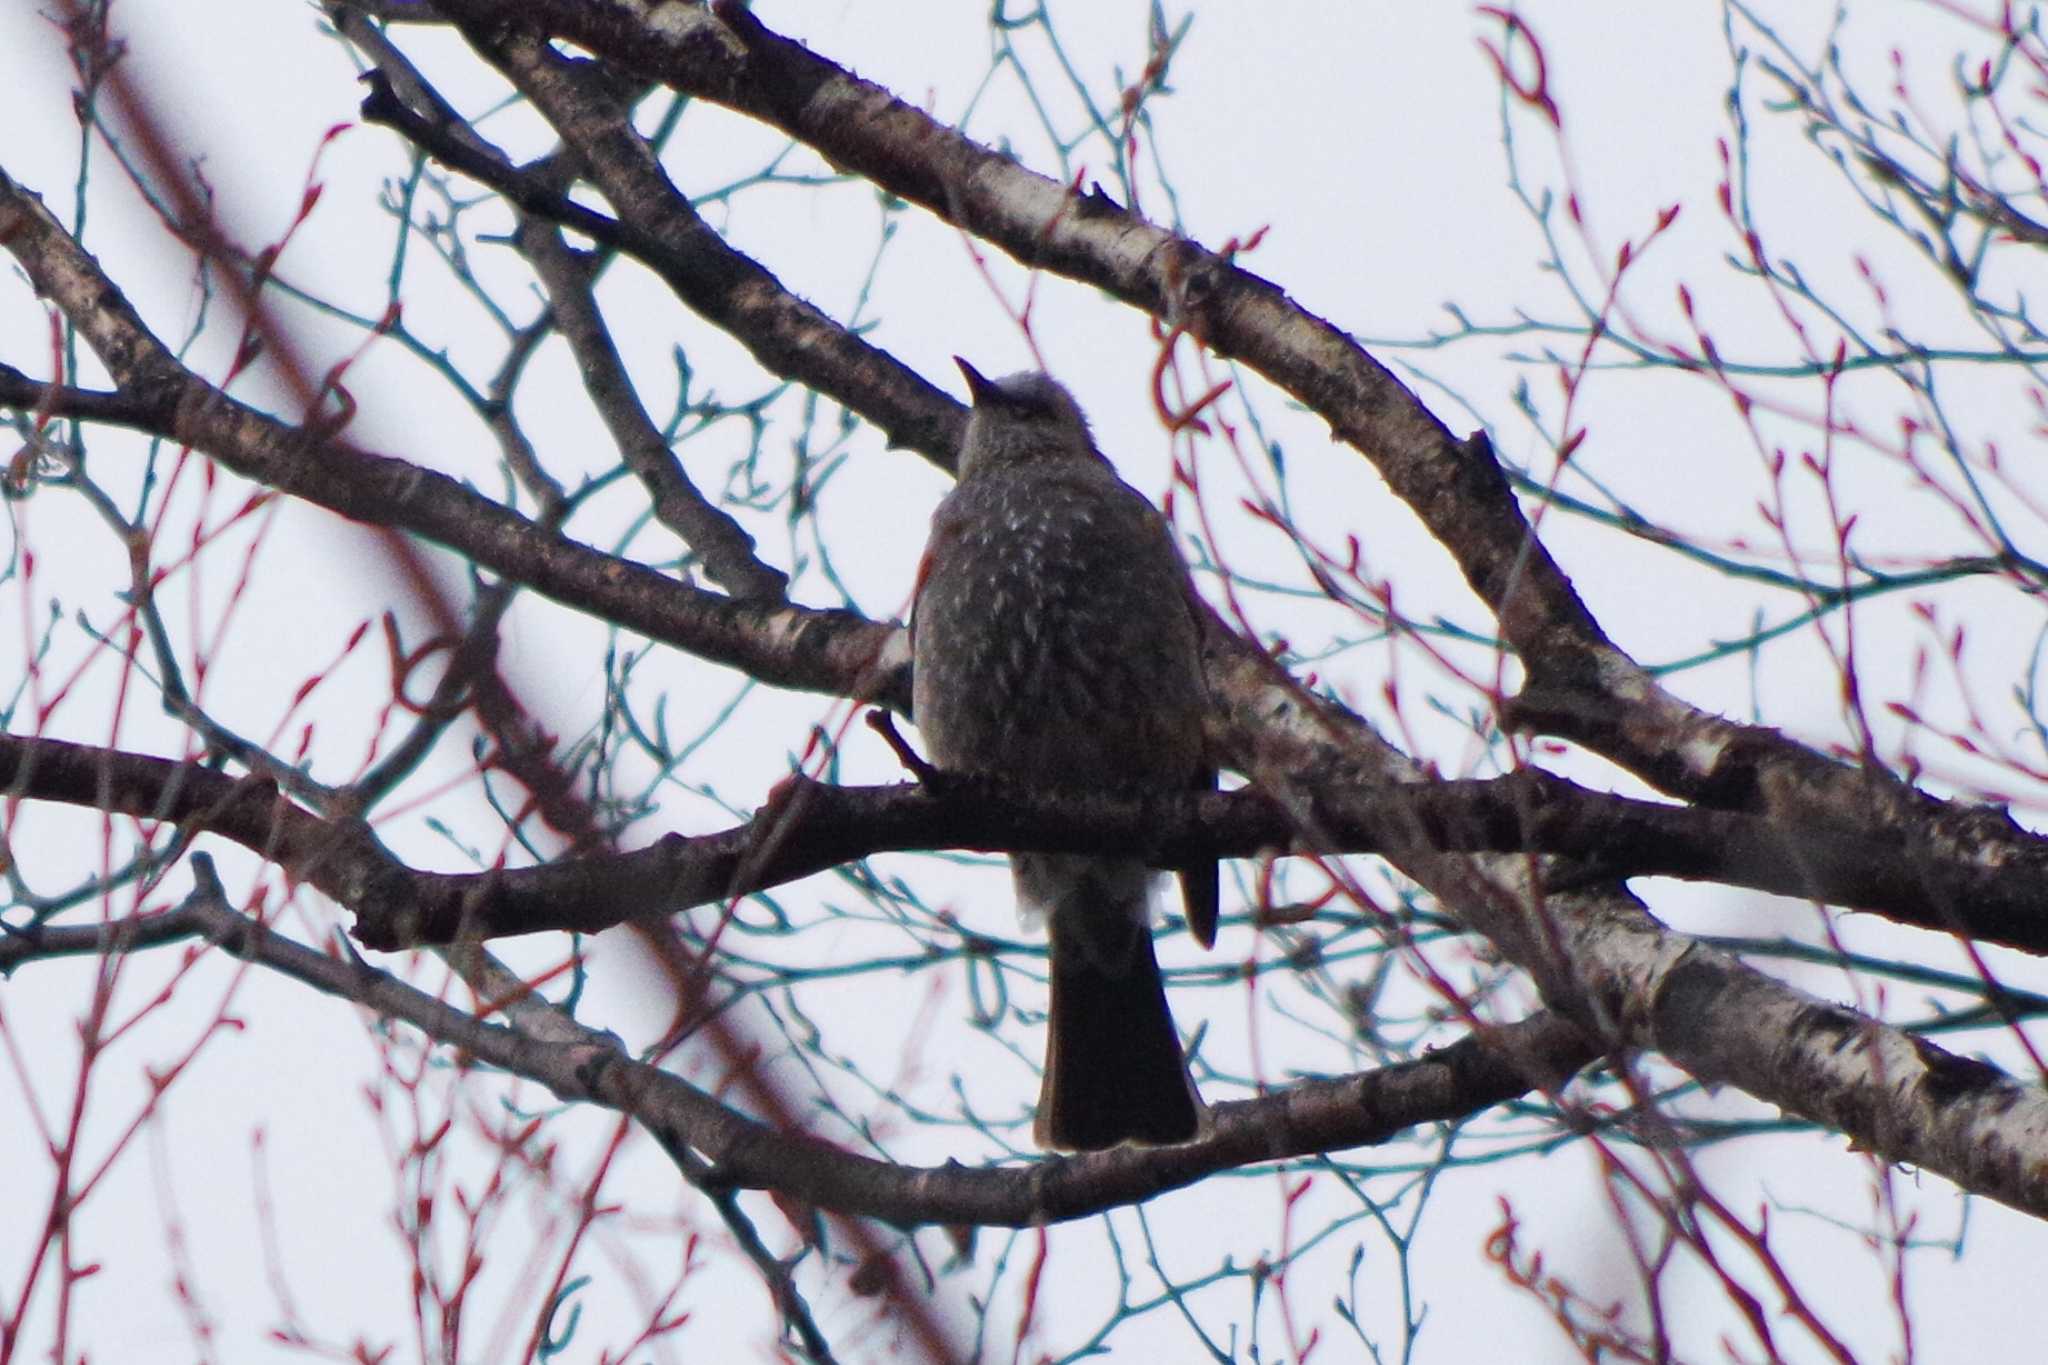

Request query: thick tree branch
[
  {"left": 5, "top": 731, "right": 2041, "bottom": 962},
  {"left": 1200, "top": 636, "right": 2048, "bottom": 1219}
]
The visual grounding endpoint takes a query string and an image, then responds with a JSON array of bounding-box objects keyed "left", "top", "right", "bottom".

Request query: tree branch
[
  {"left": 417, "top": 0, "right": 2044, "bottom": 883},
  {"left": 13, "top": 861, "right": 1603, "bottom": 1228},
  {"left": 5, "top": 731, "right": 2041, "bottom": 962},
  {"left": 0, "top": 166, "right": 907, "bottom": 709}
]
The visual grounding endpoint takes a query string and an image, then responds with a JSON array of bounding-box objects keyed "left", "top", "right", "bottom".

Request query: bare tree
[{"left": 5, "top": 2, "right": 2048, "bottom": 1360}]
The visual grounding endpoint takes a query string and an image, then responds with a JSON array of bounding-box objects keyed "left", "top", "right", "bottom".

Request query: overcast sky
[{"left": 3, "top": 3, "right": 2044, "bottom": 1361}]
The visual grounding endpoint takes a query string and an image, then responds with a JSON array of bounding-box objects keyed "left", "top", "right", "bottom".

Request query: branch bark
[{"left": 7, "top": 732, "right": 2038, "bottom": 957}]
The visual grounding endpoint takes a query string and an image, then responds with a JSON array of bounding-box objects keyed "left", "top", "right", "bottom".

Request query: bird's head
[{"left": 954, "top": 358, "right": 1103, "bottom": 478}]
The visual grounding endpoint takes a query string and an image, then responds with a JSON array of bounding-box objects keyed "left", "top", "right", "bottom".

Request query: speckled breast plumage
[{"left": 911, "top": 460, "right": 1206, "bottom": 797}]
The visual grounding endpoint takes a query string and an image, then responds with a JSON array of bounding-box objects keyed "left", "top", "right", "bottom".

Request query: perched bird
[{"left": 911, "top": 358, "right": 1218, "bottom": 1150}]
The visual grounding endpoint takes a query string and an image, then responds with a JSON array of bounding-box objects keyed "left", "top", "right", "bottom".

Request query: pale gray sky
[{"left": 3, "top": 3, "right": 2044, "bottom": 1361}]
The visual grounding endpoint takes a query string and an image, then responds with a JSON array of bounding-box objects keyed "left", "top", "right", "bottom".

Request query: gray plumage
[{"left": 912, "top": 359, "right": 1217, "bottom": 1150}]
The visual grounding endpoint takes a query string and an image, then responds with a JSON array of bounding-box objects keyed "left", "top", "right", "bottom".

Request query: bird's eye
[{"left": 1000, "top": 391, "right": 1057, "bottom": 419}]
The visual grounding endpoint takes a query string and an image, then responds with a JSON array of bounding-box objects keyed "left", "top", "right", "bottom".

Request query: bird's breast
[{"left": 911, "top": 472, "right": 1206, "bottom": 788}]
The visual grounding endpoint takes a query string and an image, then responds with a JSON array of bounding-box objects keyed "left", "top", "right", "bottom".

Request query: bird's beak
[{"left": 954, "top": 356, "right": 996, "bottom": 404}]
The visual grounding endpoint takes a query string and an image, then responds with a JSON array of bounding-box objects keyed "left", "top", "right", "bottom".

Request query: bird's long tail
[{"left": 1021, "top": 854, "right": 1201, "bottom": 1150}]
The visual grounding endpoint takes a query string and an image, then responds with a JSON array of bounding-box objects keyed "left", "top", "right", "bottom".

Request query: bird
[{"left": 911, "top": 357, "right": 1218, "bottom": 1150}]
